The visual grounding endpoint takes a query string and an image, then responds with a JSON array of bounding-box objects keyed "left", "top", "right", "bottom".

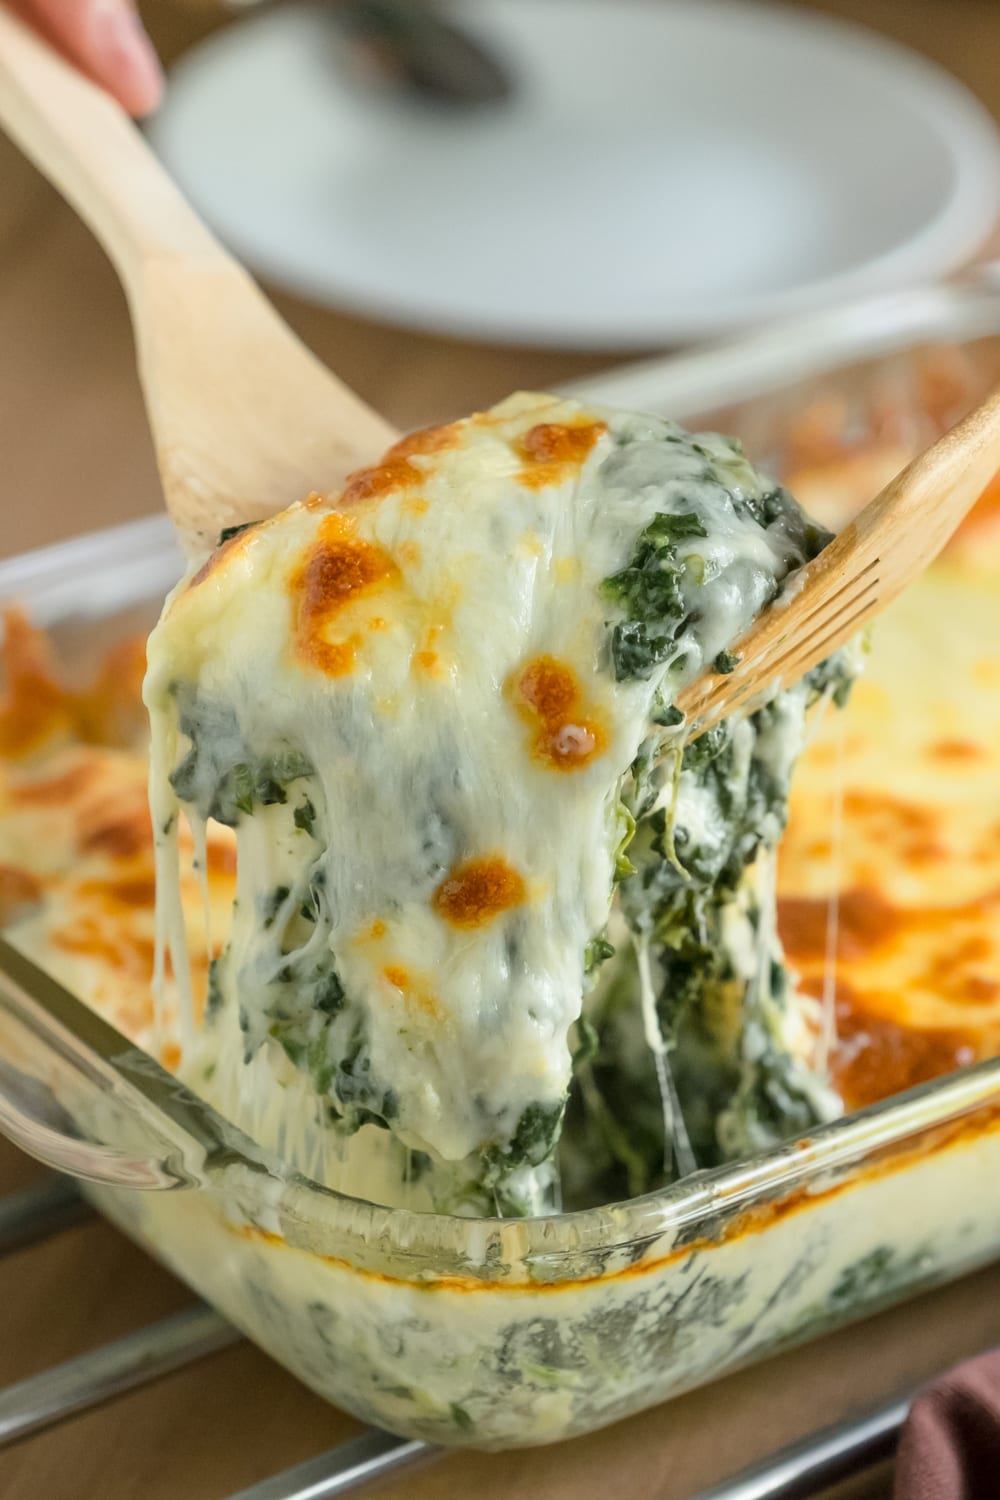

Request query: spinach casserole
[{"left": 144, "top": 393, "right": 861, "bottom": 1217}]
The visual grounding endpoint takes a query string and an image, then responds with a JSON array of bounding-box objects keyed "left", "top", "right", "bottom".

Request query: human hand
[{"left": 10, "top": 0, "right": 163, "bottom": 116}]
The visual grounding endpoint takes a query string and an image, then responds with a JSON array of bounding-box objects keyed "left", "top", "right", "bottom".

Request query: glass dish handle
[
  {"left": 0, "top": 1054, "right": 188, "bottom": 1190},
  {"left": 0, "top": 940, "right": 196, "bottom": 1190}
]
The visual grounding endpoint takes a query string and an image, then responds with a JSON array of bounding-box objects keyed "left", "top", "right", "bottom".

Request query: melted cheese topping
[
  {"left": 0, "top": 741, "right": 234, "bottom": 1057},
  {"left": 776, "top": 375, "right": 1000, "bottom": 1105},
  {"left": 143, "top": 392, "right": 825, "bottom": 1201},
  {"left": 780, "top": 556, "right": 1000, "bottom": 1104}
]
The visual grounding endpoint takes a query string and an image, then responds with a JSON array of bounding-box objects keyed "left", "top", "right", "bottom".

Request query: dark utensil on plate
[{"left": 330, "top": 0, "right": 512, "bottom": 107}]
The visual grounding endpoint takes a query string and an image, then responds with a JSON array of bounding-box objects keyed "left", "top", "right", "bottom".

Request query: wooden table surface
[{"left": 3, "top": 2, "right": 1000, "bottom": 1496}]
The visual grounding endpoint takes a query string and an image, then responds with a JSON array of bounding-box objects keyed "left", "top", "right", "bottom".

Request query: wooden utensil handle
[
  {"left": 0, "top": 8, "right": 220, "bottom": 297},
  {"left": 0, "top": 6, "right": 398, "bottom": 554}
]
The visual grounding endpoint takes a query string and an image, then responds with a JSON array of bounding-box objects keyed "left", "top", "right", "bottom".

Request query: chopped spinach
[
  {"left": 613, "top": 802, "right": 637, "bottom": 881},
  {"left": 739, "top": 488, "right": 787, "bottom": 529},
  {"left": 168, "top": 690, "right": 314, "bottom": 826},
  {"left": 565, "top": 644, "right": 857, "bottom": 1208},
  {"left": 571, "top": 1013, "right": 600, "bottom": 1067},
  {"left": 602, "top": 512, "right": 707, "bottom": 681},
  {"left": 584, "top": 934, "right": 616, "bottom": 976},
  {"left": 217, "top": 520, "right": 262, "bottom": 546},
  {"left": 259, "top": 885, "right": 291, "bottom": 930},
  {"left": 450, "top": 1404, "right": 474, "bottom": 1433},
  {"left": 406, "top": 1149, "right": 433, "bottom": 1183},
  {"left": 652, "top": 697, "right": 685, "bottom": 729},
  {"left": 294, "top": 797, "right": 317, "bottom": 836},
  {"left": 482, "top": 1100, "right": 566, "bottom": 1182},
  {"left": 333, "top": 1033, "right": 400, "bottom": 1132},
  {"left": 205, "top": 957, "right": 225, "bottom": 1020},
  {"left": 827, "top": 1246, "right": 935, "bottom": 1316},
  {"left": 314, "top": 970, "right": 346, "bottom": 1016}
]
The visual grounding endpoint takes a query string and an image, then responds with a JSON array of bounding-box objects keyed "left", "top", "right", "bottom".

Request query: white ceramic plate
[{"left": 150, "top": 0, "right": 1000, "bottom": 348}]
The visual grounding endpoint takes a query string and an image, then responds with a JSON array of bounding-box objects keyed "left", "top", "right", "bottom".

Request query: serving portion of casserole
[
  {"left": 0, "top": 383, "right": 996, "bottom": 1225},
  {"left": 140, "top": 393, "right": 863, "bottom": 1214}
]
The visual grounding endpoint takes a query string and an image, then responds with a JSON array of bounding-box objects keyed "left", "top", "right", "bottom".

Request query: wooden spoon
[
  {"left": 676, "top": 385, "right": 1000, "bottom": 733},
  {"left": 0, "top": 9, "right": 398, "bottom": 555}
]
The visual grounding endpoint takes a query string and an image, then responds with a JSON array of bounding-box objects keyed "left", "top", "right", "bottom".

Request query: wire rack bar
[
  {"left": 691, "top": 1387, "right": 912, "bottom": 1500},
  {"left": 0, "top": 1303, "right": 239, "bottom": 1448},
  {"left": 225, "top": 1429, "right": 436, "bottom": 1500},
  {"left": 0, "top": 1176, "right": 90, "bottom": 1257}
]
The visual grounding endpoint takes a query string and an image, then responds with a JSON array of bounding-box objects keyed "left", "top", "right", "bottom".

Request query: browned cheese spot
[
  {"left": 289, "top": 512, "right": 400, "bottom": 677},
  {"left": 339, "top": 423, "right": 460, "bottom": 507},
  {"left": 0, "top": 864, "right": 43, "bottom": 924},
  {"left": 433, "top": 856, "right": 526, "bottom": 929},
  {"left": 508, "top": 654, "right": 607, "bottom": 771},
  {"left": 517, "top": 420, "right": 606, "bottom": 489}
]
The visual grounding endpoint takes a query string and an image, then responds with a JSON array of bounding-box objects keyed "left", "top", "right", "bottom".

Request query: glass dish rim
[{"left": 5, "top": 932, "right": 1000, "bottom": 1274}]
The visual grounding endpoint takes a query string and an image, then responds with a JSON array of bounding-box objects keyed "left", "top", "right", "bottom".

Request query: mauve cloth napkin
[{"left": 895, "top": 1351, "right": 1000, "bottom": 1499}]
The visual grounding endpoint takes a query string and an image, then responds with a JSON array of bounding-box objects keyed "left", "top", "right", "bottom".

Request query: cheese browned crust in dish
[
  {"left": 1, "top": 382, "right": 997, "bottom": 1220},
  {"left": 0, "top": 609, "right": 233, "bottom": 1063}
]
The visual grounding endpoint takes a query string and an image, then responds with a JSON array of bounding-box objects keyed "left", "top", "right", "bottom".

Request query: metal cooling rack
[
  {"left": 0, "top": 1175, "right": 431, "bottom": 1499},
  {"left": 2, "top": 1173, "right": 917, "bottom": 1499}
]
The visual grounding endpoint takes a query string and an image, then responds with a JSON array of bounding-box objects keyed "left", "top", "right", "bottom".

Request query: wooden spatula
[
  {"left": 0, "top": 8, "right": 398, "bottom": 555},
  {"left": 676, "top": 386, "right": 1000, "bottom": 734}
]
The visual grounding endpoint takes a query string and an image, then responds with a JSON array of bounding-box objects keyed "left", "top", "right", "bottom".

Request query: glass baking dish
[{"left": 3, "top": 278, "right": 1000, "bottom": 1451}]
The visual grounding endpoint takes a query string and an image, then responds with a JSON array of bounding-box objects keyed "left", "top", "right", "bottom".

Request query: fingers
[{"left": 10, "top": 0, "right": 164, "bottom": 116}]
